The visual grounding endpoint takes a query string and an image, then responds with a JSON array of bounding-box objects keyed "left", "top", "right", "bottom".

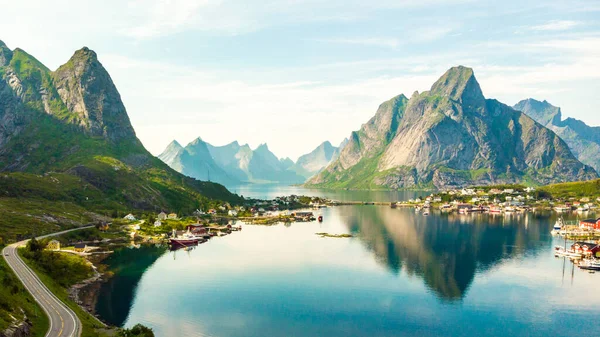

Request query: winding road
[{"left": 2, "top": 226, "right": 94, "bottom": 337}]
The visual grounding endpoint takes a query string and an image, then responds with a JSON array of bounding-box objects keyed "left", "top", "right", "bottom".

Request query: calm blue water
[
  {"left": 225, "top": 183, "right": 430, "bottom": 202},
  {"left": 96, "top": 203, "right": 600, "bottom": 337}
]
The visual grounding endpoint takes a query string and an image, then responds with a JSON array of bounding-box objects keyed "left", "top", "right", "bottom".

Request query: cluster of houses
[{"left": 401, "top": 187, "right": 600, "bottom": 218}]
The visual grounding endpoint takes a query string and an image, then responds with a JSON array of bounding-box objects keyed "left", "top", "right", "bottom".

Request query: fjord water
[
  {"left": 96, "top": 205, "right": 600, "bottom": 337},
  {"left": 225, "top": 183, "right": 431, "bottom": 201}
]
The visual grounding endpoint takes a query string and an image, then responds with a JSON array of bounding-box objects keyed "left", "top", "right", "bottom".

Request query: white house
[
  {"left": 524, "top": 187, "right": 536, "bottom": 193},
  {"left": 168, "top": 213, "right": 178, "bottom": 220},
  {"left": 154, "top": 220, "right": 162, "bottom": 227},
  {"left": 228, "top": 210, "right": 238, "bottom": 217},
  {"left": 123, "top": 213, "right": 136, "bottom": 221},
  {"left": 461, "top": 189, "right": 475, "bottom": 196},
  {"left": 158, "top": 212, "right": 167, "bottom": 220}
]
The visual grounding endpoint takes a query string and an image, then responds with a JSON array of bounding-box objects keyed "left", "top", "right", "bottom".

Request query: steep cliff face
[
  {"left": 0, "top": 40, "right": 240, "bottom": 210},
  {"left": 307, "top": 66, "right": 597, "bottom": 189},
  {"left": 514, "top": 98, "right": 600, "bottom": 174},
  {"left": 53, "top": 47, "right": 139, "bottom": 144}
]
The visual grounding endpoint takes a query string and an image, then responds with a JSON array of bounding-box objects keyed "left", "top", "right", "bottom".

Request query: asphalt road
[{"left": 2, "top": 226, "right": 94, "bottom": 337}]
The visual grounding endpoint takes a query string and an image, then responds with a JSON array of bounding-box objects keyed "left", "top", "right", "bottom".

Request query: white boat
[
  {"left": 169, "top": 229, "right": 204, "bottom": 245},
  {"left": 579, "top": 259, "right": 600, "bottom": 270},
  {"left": 554, "top": 246, "right": 583, "bottom": 259},
  {"left": 551, "top": 216, "right": 565, "bottom": 235}
]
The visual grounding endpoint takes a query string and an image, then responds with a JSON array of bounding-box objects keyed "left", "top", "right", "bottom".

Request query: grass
[
  {"left": 19, "top": 248, "right": 111, "bottom": 337},
  {"left": 0, "top": 197, "right": 97, "bottom": 244},
  {"left": 539, "top": 179, "right": 600, "bottom": 199},
  {"left": 0, "top": 254, "right": 49, "bottom": 336}
]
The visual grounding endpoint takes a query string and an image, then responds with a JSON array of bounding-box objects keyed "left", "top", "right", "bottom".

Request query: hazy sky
[{"left": 2, "top": 0, "right": 599, "bottom": 160}]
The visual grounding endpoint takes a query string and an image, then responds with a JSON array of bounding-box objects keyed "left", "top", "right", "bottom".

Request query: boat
[
  {"left": 551, "top": 216, "right": 565, "bottom": 235},
  {"left": 554, "top": 246, "right": 583, "bottom": 259},
  {"left": 489, "top": 207, "right": 502, "bottom": 214},
  {"left": 169, "top": 229, "right": 201, "bottom": 245},
  {"left": 503, "top": 206, "right": 515, "bottom": 213},
  {"left": 578, "top": 259, "right": 600, "bottom": 271}
]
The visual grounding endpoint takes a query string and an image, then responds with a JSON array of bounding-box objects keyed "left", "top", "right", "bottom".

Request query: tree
[
  {"left": 26, "top": 237, "right": 46, "bottom": 253},
  {"left": 117, "top": 324, "right": 155, "bottom": 337}
]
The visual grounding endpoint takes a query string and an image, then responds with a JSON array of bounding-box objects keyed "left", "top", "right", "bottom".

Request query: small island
[{"left": 315, "top": 233, "right": 353, "bottom": 238}]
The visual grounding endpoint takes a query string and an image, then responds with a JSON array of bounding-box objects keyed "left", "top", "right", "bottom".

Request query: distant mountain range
[
  {"left": 0, "top": 40, "right": 240, "bottom": 212},
  {"left": 159, "top": 138, "right": 346, "bottom": 186},
  {"left": 306, "top": 66, "right": 598, "bottom": 189},
  {"left": 514, "top": 99, "right": 600, "bottom": 174}
]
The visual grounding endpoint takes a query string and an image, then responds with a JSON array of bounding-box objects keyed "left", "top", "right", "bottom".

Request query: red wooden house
[{"left": 579, "top": 218, "right": 600, "bottom": 230}]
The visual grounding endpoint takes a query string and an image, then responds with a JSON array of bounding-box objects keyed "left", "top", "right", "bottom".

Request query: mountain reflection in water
[
  {"left": 343, "top": 206, "right": 548, "bottom": 300},
  {"left": 95, "top": 244, "right": 167, "bottom": 326},
  {"left": 95, "top": 206, "right": 598, "bottom": 337}
]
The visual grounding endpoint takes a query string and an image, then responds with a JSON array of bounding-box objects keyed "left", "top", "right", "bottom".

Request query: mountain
[
  {"left": 514, "top": 98, "right": 600, "bottom": 173},
  {"left": 158, "top": 140, "right": 184, "bottom": 166},
  {"left": 0, "top": 40, "right": 240, "bottom": 214},
  {"left": 161, "top": 140, "right": 305, "bottom": 185},
  {"left": 171, "top": 137, "right": 238, "bottom": 185},
  {"left": 307, "top": 66, "right": 597, "bottom": 189},
  {"left": 292, "top": 139, "right": 347, "bottom": 179}
]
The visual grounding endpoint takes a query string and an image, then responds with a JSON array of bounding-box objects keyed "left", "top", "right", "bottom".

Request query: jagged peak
[
  {"left": 188, "top": 137, "right": 207, "bottom": 146},
  {"left": 430, "top": 66, "right": 484, "bottom": 103},
  {"left": 256, "top": 143, "right": 269, "bottom": 151},
  {"left": 514, "top": 98, "right": 562, "bottom": 126},
  {"left": 71, "top": 46, "right": 98, "bottom": 62},
  {"left": 56, "top": 47, "right": 101, "bottom": 74},
  {"left": 167, "top": 140, "right": 183, "bottom": 149},
  {"left": 0, "top": 40, "right": 13, "bottom": 67},
  {"left": 319, "top": 141, "right": 333, "bottom": 148}
]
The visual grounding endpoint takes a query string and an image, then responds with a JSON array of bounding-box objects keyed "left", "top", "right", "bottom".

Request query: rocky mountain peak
[
  {"left": 256, "top": 143, "right": 270, "bottom": 152},
  {"left": 514, "top": 98, "right": 562, "bottom": 126},
  {"left": 0, "top": 40, "right": 12, "bottom": 67},
  {"left": 53, "top": 47, "right": 138, "bottom": 144},
  {"left": 167, "top": 140, "right": 183, "bottom": 149},
  {"left": 430, "top": 66, "right": 485, "bottom": 107},
  {"left": 69, "top": 47, "right": 97, "bottom": 65}
]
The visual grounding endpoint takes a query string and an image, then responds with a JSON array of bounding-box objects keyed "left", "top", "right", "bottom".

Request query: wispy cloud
[{"left": 530, "top": 20, "right": 580, "bottom": 31}]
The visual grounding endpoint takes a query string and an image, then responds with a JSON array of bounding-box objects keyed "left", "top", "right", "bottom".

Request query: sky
[{"left": 1, "top": 0, "right": 599, "bottom": 160}]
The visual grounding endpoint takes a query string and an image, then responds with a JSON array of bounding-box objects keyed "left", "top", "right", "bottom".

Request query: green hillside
[{"left": 0, "top": 41, "right": 242, "bottom": 243}]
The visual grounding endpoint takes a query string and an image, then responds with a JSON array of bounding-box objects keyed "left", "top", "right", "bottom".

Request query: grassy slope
[
  {"left": 19, "top": 248, "right": 110, "bottom": 337},
  {"left": 0, "top": 49, "right": 243, "bottom": 244},
  {"left": 0, "top": 256, "right": 49, "bottom": 336},
  {"left": 539, "top": 179, "right": 600, "bottom": 199}
]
